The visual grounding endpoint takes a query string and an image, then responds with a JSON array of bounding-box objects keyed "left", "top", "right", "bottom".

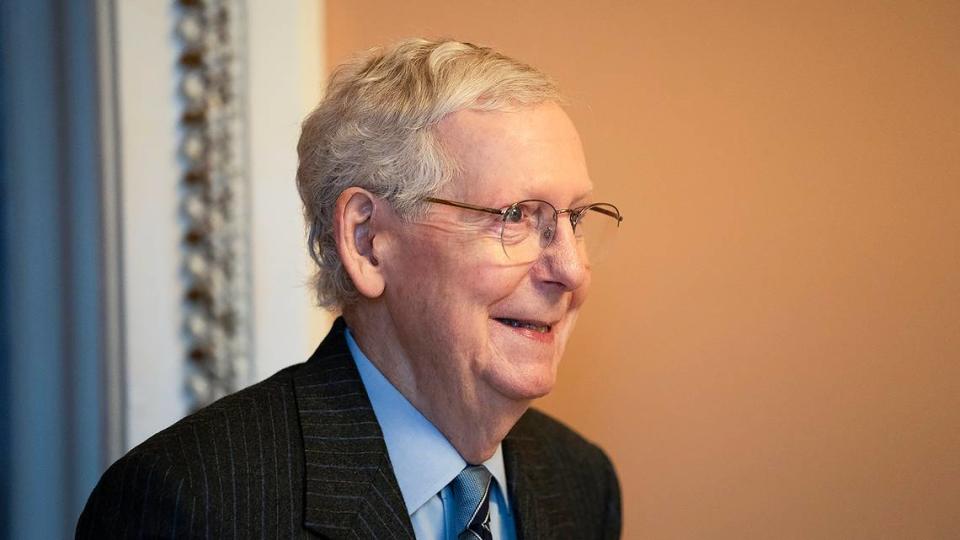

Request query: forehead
[{"left": 435, "top": 103, "right": 593, "bottom": 205}]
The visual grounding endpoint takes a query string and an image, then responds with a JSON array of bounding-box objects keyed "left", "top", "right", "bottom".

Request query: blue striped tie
[{"left": 449, "top": 465, "right": 493, "bottom": 540}]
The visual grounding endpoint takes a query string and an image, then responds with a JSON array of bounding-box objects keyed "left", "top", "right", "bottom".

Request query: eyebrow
[
  {"left": 485, "top": 183, "right": 595, "bottom": 209},
  {"left": 518, "top": 185, "right": 595, "bottom": 206},
  {"left": 571, "top": 189, "right": 595, "bottom": 206}
]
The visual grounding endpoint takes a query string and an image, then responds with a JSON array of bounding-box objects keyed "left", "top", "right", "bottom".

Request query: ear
[{"left": 334, "top": 187, "right": 387, "bottom": 299}]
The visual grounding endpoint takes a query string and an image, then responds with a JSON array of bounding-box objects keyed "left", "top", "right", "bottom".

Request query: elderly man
[{"left": 79, "top": 38, "right": 622, "bottom": 539}]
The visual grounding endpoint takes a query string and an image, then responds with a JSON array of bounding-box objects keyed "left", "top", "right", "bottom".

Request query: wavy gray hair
[{"left": 296, "top": 38, "right": 561, "bottom": 308}]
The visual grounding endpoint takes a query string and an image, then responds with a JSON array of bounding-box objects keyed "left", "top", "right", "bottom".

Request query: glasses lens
[
  {"left": 574, "top": 204, "right": 621, "bottom": 265},
  {"left": 500, "top": 200, "right": 552, "bottom": 263},
  {"left": 499, "top": 201, "right": 622, "bottom": 264}
]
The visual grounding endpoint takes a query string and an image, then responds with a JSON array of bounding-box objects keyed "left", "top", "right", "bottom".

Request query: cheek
[
  {"left": 469, "top": 265, "right": 532, "bottom": 313},
  {"left": 420, "top": 249, "right": 528, "bottom": 306},
  {"left": 441, "top": 268, "right": 531, "bottom": 347},
  {"left": 384, "top": 230, "right": 531, "bottom": 325}
]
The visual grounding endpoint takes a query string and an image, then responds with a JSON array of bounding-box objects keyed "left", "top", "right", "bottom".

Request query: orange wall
[{"left": 325, "top": 2, "right": 960, "bottom": 537}]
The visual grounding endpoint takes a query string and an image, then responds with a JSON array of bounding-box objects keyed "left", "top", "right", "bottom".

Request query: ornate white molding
[{"left": 175, "top": 0, "right": 253, "bottom": 410}]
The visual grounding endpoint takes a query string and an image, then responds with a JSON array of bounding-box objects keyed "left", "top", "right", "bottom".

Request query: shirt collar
[{"left": 345, "top": 329, "right": 510, "bottom": 516}]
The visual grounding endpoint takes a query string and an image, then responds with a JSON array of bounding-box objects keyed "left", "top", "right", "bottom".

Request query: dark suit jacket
[{"left": 77, "top": 318, "right": 621, "bottom": 539}]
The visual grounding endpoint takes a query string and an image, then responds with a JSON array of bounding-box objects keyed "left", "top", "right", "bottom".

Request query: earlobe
[{"left": 334, "top": 188, "right": 386, "bottom": 299}]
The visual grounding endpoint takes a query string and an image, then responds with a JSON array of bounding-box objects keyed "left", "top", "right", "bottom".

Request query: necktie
[{"left": 449, "top": 465, "right": 493, "bottom": 540}]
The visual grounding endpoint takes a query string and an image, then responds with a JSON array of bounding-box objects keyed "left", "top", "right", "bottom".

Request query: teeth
[{"left": 497, "top": 318, "right": 550, "bottom": 333}]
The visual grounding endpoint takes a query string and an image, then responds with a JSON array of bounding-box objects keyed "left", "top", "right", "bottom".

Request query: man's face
[{"left": 380, "top": 103, "right": 593, "bottom": 407}]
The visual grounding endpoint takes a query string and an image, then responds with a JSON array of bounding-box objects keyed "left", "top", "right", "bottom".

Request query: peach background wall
[{"left": 324, "top": 2, "right": 960, "bottom": 537}]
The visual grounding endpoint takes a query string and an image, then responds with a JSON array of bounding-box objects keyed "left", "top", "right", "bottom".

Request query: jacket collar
[
  {"left": 294, "top": 318, "right": 415, "bottom": 539},
  {"left": 503, "top": 412, "right": 580, "bottom": 540},
  {"left": 295, "top": 318, "right": 569, "bottom": 539}
]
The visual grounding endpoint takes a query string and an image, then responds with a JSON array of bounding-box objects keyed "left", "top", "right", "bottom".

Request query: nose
[{"left": 534, "top": 218, "right": 590, "bottom": 291}]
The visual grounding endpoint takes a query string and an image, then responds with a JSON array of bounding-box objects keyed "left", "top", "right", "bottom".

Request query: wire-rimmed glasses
[{"left": 423, "top": 197, "right": 623, "bottom": 264}]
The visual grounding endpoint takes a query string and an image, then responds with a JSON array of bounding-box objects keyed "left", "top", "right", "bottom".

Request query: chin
[
  {"left": 484, "top": 357, "right": 560, "bottom": 402},
  {"left": 482, "top": 318, "right": 571, "bottom": 401}
]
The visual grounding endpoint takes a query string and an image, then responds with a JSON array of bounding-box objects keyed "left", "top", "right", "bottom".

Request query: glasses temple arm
[
  {"left": 423, "top": 197, "right": 505, "bottom": 216},
  {"left": 583, "top": 204, "right": 623, "bottom": 222}
]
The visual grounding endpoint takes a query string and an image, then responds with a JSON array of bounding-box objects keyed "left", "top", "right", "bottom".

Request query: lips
[{"left": 493, "top": 317, "right": 552, "bottom": 334}]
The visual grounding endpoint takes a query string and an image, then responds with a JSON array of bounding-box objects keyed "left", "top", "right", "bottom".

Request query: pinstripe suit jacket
[{"left": 77, "top": 318, "right": 621, "bottom": 539}]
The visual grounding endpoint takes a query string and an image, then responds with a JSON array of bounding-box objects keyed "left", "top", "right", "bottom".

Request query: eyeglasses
[{"left": 423, "top": 197, "right": 623, "bottom": 264}]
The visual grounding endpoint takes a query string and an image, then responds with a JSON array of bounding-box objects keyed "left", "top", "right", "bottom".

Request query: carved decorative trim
[{"left": 175, "top": 0, "right": 252, "bottom": 410}]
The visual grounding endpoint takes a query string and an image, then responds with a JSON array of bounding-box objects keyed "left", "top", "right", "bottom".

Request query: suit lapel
[
  {"left": 503, "top": 412, "right": 580, "bottom": 540},
  {"left": 294, "top": 318, "right": 415, "bottom": 539}
]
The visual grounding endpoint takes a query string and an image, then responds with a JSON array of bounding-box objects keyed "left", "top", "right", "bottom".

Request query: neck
[{"left": 343, "top": 306, "right": 529, "bottom": 464}]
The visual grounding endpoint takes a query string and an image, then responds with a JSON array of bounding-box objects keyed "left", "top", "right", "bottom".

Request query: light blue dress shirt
[{"left": 346, "top": 329, "right": 517, "bottom": 540}]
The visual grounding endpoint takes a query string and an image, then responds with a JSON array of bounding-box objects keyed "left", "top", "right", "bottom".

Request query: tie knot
[{"left": 449, "top": 465, "right": 493, "bottom": 538}]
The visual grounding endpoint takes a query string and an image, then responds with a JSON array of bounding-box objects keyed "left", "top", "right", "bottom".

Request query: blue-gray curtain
[{"left": 1, "top": 1, "right": 110, "bottom": 538}]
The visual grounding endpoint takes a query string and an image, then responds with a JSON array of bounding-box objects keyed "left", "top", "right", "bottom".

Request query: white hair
[{"left": 296, "top": 38, "right": 561, "bottom": 308}]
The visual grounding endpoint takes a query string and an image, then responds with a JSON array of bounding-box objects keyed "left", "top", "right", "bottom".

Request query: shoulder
[
  {"left": 77, "top": 363, "right": 309, "bottom": 538},
  {"left": 128, "top": 362, "right": 304, "bottom": 468},
  {"left": 512, "top": 407, "right": 616, "bottom": 472},
  {"left": 507, "top": 408, "right": 622, "bottom": 539}
]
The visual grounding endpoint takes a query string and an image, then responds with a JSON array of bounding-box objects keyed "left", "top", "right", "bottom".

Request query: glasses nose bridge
[
  {"left": 539, "top": 206, "right": 582, "bottom": 251},
  {"left": 554, "top": 207, "right": 581, "bottom": 232}
]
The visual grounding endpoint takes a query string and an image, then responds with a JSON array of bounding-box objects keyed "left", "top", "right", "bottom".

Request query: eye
[
  {"left": 504, "top": 205, "right": 524, "bottom": 223},
  {"left": 570, "top": 210, "right": 583, "bottom": 227}
]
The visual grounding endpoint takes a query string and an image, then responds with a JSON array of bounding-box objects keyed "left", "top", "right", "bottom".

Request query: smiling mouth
[{"left": 494, "top": 318, "right": 552, "bottom": 334}]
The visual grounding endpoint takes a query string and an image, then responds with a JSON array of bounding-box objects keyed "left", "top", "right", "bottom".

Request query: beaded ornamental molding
[{"left": 175, "top": 0, "right": 253, "bottom": 410}]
